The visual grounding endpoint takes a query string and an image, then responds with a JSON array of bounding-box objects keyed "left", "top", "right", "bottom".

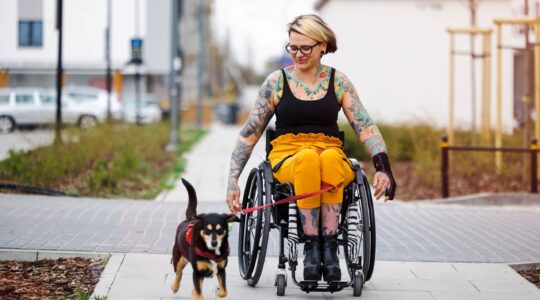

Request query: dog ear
[
  {"left": 194, "top": 214, "right": 206, "bottom": 222},
  {"left": 222, "top": 213, "right": 240, "bottom": 223}
]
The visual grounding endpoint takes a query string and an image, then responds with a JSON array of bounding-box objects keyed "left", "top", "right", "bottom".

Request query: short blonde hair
[{"left": 287, "top": 14, "right": 337, "bottom": 54}]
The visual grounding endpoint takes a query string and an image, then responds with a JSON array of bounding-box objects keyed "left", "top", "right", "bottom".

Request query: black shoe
[
  {"left": 322, "top": 235, "right": 341, "bottom": 281},
  {"left": 303, "top": 235, "right": 322, "bottom": 281}
]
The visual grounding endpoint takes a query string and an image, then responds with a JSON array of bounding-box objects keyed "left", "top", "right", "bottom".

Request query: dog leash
[{"left": 237, "top": 182, "right": 343, "bottom": 214}]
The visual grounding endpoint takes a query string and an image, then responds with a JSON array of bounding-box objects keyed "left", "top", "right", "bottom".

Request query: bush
[{"left": 0, "top": 122, "right": 206, "bottom": 199}]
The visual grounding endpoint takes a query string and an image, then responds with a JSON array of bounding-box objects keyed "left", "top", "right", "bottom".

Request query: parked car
[
  {"left": 0, "top": 88, "right": 109, "bottom": 133},
  {"left": 122, "top": 94, "right": 162, "bottom": 124},
  {"left": 64, "top": 86, "right": 122, "bottom": 120}
]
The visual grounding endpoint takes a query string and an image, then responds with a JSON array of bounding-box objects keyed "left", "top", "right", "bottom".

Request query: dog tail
[{"left": 182, "top": 178, "right": 197, "bottom": 220}]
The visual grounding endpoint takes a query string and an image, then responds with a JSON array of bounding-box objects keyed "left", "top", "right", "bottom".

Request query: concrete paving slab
[{"left": 97, "top": 254, "right": 540, "bottom": 300}]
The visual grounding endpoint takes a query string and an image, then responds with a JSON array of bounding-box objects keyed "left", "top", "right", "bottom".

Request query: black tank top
[{"left": 275, "top": 68, "right": 340, "bottom": 138}]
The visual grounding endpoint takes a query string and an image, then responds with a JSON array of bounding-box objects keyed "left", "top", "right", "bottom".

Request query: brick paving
[{"left": 1, "top": 194, "right": 539, "bottom": 263}]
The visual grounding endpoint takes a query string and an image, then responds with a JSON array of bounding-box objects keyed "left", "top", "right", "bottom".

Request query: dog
[{"left": 170, "top": 178, "right": 238, "bottom": 300}]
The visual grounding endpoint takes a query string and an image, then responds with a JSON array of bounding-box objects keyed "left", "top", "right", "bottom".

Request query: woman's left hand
[{"left": 372, "top": 171, "right": 391, "bottom": 201}]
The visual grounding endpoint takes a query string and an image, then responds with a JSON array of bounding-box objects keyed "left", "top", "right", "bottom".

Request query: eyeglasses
[{"left": 285, "top": 42, "right": 320, "bottom": 55}]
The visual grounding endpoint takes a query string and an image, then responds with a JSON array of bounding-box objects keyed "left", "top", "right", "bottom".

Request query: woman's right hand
[{"left": 226, "top": 182, "right": 241, "bottom": 213}]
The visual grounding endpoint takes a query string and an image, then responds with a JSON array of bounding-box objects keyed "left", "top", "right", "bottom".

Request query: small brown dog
[{"left": 171, "top": 178, "right": 238, "bottom": 299}]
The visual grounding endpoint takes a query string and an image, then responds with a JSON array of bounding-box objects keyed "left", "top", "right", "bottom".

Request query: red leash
[{"left": 239, "top": 182, "right": 343, "bottom": 214}]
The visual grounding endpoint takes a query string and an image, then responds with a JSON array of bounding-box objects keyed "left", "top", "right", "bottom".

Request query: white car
[
  {"left": 122, "top": 94, "right": 162, "bottom": 124},
  {"left": 0, "top": 88, "right": 109, "bottom": 133},
  {"left": 64, "top": 86, "right": 122, "bottom": 120}
]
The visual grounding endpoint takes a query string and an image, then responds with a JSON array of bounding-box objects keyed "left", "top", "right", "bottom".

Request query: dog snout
[{"left": 211, "top": 240, "right": 218, "bottom": 247}]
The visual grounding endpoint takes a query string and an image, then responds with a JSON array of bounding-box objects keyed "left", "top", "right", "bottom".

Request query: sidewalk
[
  {"left": 1, "top": 122, "right": 540, "bottom": 299},
  {"left": 92, "top": 254, "right": 540, "bottom": 300},
  {"left": 155, "top": 123, "right": 265, "bottom": 203}
]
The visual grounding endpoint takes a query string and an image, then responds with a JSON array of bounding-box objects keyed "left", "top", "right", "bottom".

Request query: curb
[
  {"left": 0, "top": 249, "right": 111, "bottom": 261},
  {"left": 91, "top": 253, "right": 125, "bottom": 299}
]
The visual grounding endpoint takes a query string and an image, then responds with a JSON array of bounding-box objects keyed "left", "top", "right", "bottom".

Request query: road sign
[{"left": 131, "top": 37, "right": 143, "bottom": 65}]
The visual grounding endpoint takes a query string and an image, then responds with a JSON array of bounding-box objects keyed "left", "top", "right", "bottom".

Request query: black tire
[
  {"left": 247, "top": 167, "right": 271, "bottom": 287},
  {"left": 238, "top": 169, "right": 261, "bottom": 280},
  {"left": 0, "top": 116, "right": 15, "bottom": 133},
  {"left": 363, "top": 173, "right": 376, "bottom": 281},
  {"left": 353, "top": 270, "right": 364, "bottom": 297},
  {"left": 344, "top": 171, "right": 375, "bottom": 283},
  {"left": 79, "top": 115, "right": 98, "bottom": 129},
  {"left": 276, "top": 274, "right": 286, "bottom": 296},
  {"left": 238, "top": 168, "right": 271, "bottom": 287}
]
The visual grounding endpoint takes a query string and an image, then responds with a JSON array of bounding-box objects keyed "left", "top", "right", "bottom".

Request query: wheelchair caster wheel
[
  {"left": 353, "top": 270, "right": 364, "bottom": 297},
  {"left": 276, "top": 274, "right": 286, "bottom": 296}
]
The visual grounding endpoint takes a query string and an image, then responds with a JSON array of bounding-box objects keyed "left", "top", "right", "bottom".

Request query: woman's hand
[
  {"left": 226, "top": 182, "right": 242, "bottom": 213},
  {"left": 372, "top": 171, "right": 391, "bottom": 201}
]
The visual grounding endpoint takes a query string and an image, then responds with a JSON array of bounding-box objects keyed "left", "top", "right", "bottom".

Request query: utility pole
[
  {"left": 470, "top": 0, "right": 478, "bottom": 145},
  {"left": 167, "top": 0, "right": 182, "bottom": 151},
  {"left": 106, "top": 0, "right": 112, "bottom": 122},
  {"left": 524, "top": 0, "right": 532, "bottom": 148},
  {"left": 55, "top": 0, "right": 63, "bottom": 144},
  {"left": 196, "top": 0, "right": 206, "bottom": 129}
]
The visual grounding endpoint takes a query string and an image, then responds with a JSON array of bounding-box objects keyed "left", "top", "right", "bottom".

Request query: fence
[{"left": 440, "top": 136, "right": 538, "bottom": 198}]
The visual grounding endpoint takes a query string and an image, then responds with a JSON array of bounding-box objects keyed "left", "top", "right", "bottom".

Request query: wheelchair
[{"left": 237, "top": 129, "right": 376, "bottom": 297}]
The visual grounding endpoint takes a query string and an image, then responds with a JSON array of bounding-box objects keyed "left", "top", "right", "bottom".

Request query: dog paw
[
  {"left": 170, "top": 283, "right": 179, "bottom": 294},
  {"left": 216, "top": 288, "right": 228, "bottom": 298}
]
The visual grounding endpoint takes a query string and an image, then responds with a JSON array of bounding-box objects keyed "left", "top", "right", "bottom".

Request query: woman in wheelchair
[{"left": 226, "top": 14, "right": 396, "bottom": 283}]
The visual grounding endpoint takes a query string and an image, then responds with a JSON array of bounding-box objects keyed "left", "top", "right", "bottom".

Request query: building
[
  {"left": 0, "top": 0, "right": 216, "bottom": 116},
  {"left": 315, "top": 0, "right": 537, "bottom": 131}
]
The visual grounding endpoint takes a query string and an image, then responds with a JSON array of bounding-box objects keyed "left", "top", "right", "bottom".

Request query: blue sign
[{"left": 131, "top": 37, "right": 143, "bottom": 65}]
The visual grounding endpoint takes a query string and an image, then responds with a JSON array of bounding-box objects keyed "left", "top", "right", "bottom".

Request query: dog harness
[{"left": 185, "top": 223, "right": 229, "bottom": 262}]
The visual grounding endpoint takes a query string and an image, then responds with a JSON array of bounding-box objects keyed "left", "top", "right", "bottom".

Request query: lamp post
[
  {"left": 55, "top": 0, "right": 63, "bottom": 144},
  {"left": 167, "top": 0, "right": 182, "bottom": 151}
]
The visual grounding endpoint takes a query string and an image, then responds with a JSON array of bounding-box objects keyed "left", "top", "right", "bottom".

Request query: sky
[{"left": 212, "top": 0, "right": 317, "bottom": 73}]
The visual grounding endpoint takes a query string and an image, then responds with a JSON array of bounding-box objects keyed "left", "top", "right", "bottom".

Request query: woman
[{"left": 226, "top": 14, "right": 396, "bottom": 282}]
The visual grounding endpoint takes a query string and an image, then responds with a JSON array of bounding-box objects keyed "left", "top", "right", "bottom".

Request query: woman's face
[{"left": 288, "top": 31, "right": 325, "bottom": 72}]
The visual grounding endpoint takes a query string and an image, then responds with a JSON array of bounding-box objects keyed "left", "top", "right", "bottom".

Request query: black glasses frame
[{"left": 285, "top": 42, "right": 321, "bottom": 55}]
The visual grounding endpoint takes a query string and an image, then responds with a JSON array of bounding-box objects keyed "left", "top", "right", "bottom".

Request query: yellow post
[
  {"left": 0, "top": 69, "right": 9, "bottom": 88},
  {"left": 448, "top": 32, "right": 455, "bottom": 145},
  {"left": 535, "top": 22, "right": 540, "bottom": 146},
  {"left": 481, "top": 31, "right": 492, "bottom": 145},
  {"left": 495, "top": 23, "right": 503, "bottom": 172},
  {"left": 114, "top": 70, "right": 123, "bottom": 98}
]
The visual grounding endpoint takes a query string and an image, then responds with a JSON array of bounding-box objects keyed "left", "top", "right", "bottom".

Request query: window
[
  {"left": 15, "top": 94, "right": 35, "bottom": 105},
  {"left": 0, "top": 95, "right": 9, "bottom": 105},
  {"left": 40, "top": 94, "right": 55, "bottom": 106},
  {"left": 19, "top": 21, "right": 42, "bottom": 47}
]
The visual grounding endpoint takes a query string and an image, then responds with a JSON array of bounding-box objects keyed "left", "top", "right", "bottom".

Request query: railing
[{"left": 440, "top": 136, "right": 538, "bottom": 198}]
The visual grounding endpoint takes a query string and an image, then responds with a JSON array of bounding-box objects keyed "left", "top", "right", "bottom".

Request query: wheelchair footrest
[{"left": 298, "top": 281, "right": 350, "bottom": 293}]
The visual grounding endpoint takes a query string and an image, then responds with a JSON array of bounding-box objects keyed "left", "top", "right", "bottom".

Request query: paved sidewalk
[
  {"left": 0, "top": 129, "right": 54, "bottom": 160},
  {"left": 1, "top": 194, "right": 540, "bottom": 263},
  {"left": 92, "top": 254, "right": 540, "bottom": 300},
  {"left": 155, "top": 123, "right": 265, "bottom": 202}
]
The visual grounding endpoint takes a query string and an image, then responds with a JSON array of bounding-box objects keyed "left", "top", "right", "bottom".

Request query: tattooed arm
[
  {"left": 226, "top": 71, "right": 281, "bottom": 212},
  {"left": 336, "top": 71, "right": 393, "bottom": 200}
]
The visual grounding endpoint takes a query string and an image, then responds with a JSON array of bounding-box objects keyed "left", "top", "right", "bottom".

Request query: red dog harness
[{"left": 185, "top": 224, "right": 229, "bottom": 262}]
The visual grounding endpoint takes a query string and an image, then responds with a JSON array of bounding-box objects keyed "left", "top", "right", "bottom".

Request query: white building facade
[{"left": 316, "top": 0, "right": 536, "bottom": 131}]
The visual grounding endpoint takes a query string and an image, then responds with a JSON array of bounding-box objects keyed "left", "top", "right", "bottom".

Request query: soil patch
[{"left": 0, "top": 257, "right": 105, "bottom": 300}]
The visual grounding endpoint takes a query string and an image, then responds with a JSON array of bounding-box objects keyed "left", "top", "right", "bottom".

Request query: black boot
[
  {"left": 322, "top": 235, "right": 341, "bottom": 281},
  {"left": 303, "top": 235, "right": 322, "bottom": 281}
]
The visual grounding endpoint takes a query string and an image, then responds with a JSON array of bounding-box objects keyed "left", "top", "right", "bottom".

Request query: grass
[
  {"left": 0, "top": 122, "right": 206, "bottom": 199},
  {"left": 339, "top": 121, "right": 538, "bottom": 199}
]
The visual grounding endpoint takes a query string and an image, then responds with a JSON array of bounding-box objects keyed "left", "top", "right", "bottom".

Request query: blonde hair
[{"left": 287, "top": 14, "right": 337, "bottom": 54}]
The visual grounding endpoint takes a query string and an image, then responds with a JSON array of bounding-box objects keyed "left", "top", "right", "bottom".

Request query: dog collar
[{"left": 185, "top": 224, "right": 229, "bottom": 262}]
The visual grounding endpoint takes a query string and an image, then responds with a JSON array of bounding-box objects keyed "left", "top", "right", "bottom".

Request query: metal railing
[{"left": 440, "top": 136, "right": 538, "bottom": 198}]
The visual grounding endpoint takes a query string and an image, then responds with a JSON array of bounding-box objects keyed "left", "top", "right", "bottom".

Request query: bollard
[
  {"left": 531, "top": 138, "right": 538, "bottom": 193},
  {"left": 441, "top": 135, "right": 449, "bottom": 198}
]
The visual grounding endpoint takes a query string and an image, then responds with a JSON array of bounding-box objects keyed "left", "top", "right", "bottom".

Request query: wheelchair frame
[{"left": 238, "top": 130, "right": 376, "bottom": 297}]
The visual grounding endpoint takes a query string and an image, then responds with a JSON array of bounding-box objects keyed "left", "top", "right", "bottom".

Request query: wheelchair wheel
[
  {"left": 363, "top": 174, "right": 376, "bottom": 281},
  {"left": 276, "top": 274, "right": 286, "bottom": 296},
  {"left": 238, "top": 167, "right": 271, "bottom": 286},
  {"left": 344, "top": 171, "right": 376, "bottom": 282},
  {"left": 352, "top": 270, "right": 364, "bottom": 297}
]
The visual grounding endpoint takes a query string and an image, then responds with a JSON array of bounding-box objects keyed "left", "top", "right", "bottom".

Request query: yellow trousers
[{"left": 269, "top": 133, "right": 355, "bottom": 209}]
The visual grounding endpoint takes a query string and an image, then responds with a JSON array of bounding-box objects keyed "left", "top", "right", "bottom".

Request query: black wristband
[{"left": 372, "top": 152, "right": 396, "bottom": 200}]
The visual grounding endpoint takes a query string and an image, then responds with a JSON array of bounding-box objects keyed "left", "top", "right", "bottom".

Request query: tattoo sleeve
[
  {"left": 339, "top": 73, "right": 387, "bottom": 156},
  {"left": 228, "top": 73, "right": 277, "bottom": 184}
]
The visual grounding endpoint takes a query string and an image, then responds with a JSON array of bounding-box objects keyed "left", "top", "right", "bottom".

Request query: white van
[{"left": 0, "top": 88, "right": 109, "bottom": 133}]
